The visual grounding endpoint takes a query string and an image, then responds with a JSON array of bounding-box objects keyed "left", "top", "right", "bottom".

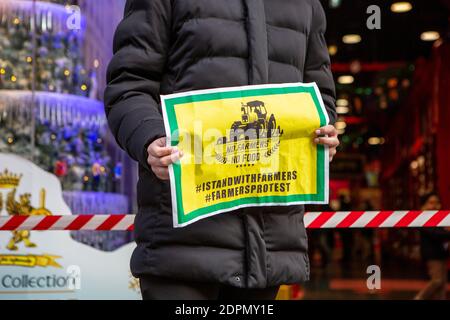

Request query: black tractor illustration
[{"left": 228, "top": 100, "right": 282, "bottom": 141}]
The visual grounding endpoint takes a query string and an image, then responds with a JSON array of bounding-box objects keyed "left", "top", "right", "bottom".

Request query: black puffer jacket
[{"left": 104, "top": 0, "right": 336, "bottom": 288}]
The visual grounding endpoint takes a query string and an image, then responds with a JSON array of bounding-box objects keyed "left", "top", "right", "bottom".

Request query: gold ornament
[
  {"left": 2, "top": 169, "right": 52, "bottom": 251},
  {"left": 0, "top": 169, "right": 22, "bottom": 189}
]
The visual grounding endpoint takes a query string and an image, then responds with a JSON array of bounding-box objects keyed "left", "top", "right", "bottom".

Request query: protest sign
[{"left": 161, "top": 83, "right": 329, "bottom": 227}]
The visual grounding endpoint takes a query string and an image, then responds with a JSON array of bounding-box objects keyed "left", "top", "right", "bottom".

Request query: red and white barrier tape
[
  {"left": 305, "top": 210, "right": 449, "bottom": 229},
  {"left": 0, "top": 211, "right": 448, "bottom": 231},
  {"left": 0, "top": 214, "right": 134, "bottom": 231}
]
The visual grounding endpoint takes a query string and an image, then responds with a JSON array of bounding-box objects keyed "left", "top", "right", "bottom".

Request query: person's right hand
[{"left": 147, "top": 137, "right": 183, "bottom": 180}]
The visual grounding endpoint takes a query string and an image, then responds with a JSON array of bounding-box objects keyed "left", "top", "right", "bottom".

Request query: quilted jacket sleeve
[
  {"left": 104, "top": 0, "right": 171, "bottom": 170},
  {"left": 304, "top": 0, "right": 337, "bottom": 124}
]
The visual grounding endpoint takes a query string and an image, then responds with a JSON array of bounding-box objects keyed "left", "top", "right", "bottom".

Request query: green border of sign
[{"left": 162, "top": 84, "right": 328, "bottom": 226}]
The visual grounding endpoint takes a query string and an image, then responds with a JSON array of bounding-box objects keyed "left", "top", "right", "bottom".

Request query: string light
[
  {"left": 337, "top": 75, "right": 354, "bottom": 84},
  {"left": 368, "top": 137, "right": 385, "bottom": 145},
  {"left": 11, "top": 75, "right": 17, "bottom": 82},
  {"left": 64, "top": 69, "right": 71, "bottom": 76},
  {"left": 26, "top": 56, "right": 32, "bottom": 63},
  {"left": 328, "top": 45, "right": 338, "bottom": 56},
  {"left": 410, "top": 160, "right": 419, "bottom": 170},
  {"left": 81, "top": 84, "right": 88, "bottom": 91},
  {"left": 420, "top": 31, "right": 440, "bottom": 42},
  {"left": 336, "top": 98, "right": 349, "bottom": 107},
  {"left": 0, "top": 68, "right": 5, "bottom": 75},
  {"left": 342, "top": 34, "right": 361, "bottom": 44},
  {"left": 335, "top": 121, "right": 347, "bottom": 130},
  {"left": 13, "top": 18, "right": 20, "bottom": 25},
  {"left": 391, "top": 2, "right": 412, "bottom": 13},
  {"left": 336, "top": 106, "right": 350, "bottom": 114},
  {"left": 329, "top": 0, "right": 342, "bottom": 9}
]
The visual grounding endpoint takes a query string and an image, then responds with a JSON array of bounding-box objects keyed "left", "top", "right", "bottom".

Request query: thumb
[
  {"left": 170, "top": 149, "right": 184, "bottom": 164},
  {"left": 154, "top": 137, "right": 167, "bottom": 147}
]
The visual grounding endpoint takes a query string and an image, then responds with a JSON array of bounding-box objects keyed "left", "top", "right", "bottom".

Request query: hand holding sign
[
  {"left": 314, "top": 125, "right": 340, "bottom": 162},
  {"left": 147, "top": 137, "right": 183, "bottom": 180}
]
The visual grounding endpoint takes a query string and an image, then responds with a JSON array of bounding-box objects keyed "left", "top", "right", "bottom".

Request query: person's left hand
[{"left": 314, "top": 125, "right": 340, "bottom": 162}]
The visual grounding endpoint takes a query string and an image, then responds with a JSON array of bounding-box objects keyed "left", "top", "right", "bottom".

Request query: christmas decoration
[{"left": 0, "top": 1, "right": 118, "bottom": 193}]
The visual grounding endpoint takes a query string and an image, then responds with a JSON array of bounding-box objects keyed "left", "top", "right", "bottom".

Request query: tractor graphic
[{"left": 228, "top": 100, "right": 282, "bottom": 142}]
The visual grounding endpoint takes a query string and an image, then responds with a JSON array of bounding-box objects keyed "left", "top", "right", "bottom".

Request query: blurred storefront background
[
  {"left": 306, "top": 0, "right": 450, "bottom": 299},
  {"left": 0, "top": 0, "right": 131, "bottom": 252}
]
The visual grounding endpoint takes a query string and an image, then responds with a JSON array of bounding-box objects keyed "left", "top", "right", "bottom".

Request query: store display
[{"left": 0, "top": 0, "right": 119, "bottom": 193}]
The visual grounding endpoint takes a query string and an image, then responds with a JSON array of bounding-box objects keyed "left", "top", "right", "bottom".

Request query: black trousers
[{"left": 139, "top": 275, "right": 280, "bottom": 300}]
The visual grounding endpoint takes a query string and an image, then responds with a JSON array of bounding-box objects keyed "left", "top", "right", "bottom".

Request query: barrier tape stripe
[
  {"left": 34, "top": 215, "right": 61, "bottom": 230},
  {"left": 321, "top": 211, "right": 350, "bottom": 228},
  {"left": 392, "top": 210, "right": 418, "bottom": 227},
  {"left": 424, "top": 210, "right": 449, "bottom": 227},
  {"left": 82, "top": 215, "right": 108, "bottom": 231},
  {"left": 336, "top": 211, "right": 365, "bottom": 228},
  {"left": 306, "top": 211, "right": 334, "bottom": 228},
  {"left": 379, "top": 210, "right": 408, "bottom": 227},
  {"left": 0, "top": 211, "right": 448, "bottom": 231},
  {"left": 366, "top": 210, "right": 393, "bottom": 228},
  {"left": 0, "top": 215, "right": 28, "bottom": 230},
  {"left": 439, "top": 216, "right": 450, "bottom": 227},
  {"left": 64, "top": 215, "right": 93, "bottom": 231},
  {"left": 96, "top": 215, "right": 126, "bottom": 231},
  {"left": 351, "top": 211, "right": 380, "bottom": 228}
]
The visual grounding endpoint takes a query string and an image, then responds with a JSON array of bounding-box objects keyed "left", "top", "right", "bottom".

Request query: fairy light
[
  {"left": 13, "top": 18, "right": 20, "bottom": 25},
  {"left": 337, "top": 75, "right": 354, "bottom": 84},
  {"left": 391, "top": 2, "right": 412, "bottom": 13},
  {"left": 64, "top": 69, "right": 70, "bottom": 76},
  {"left": 336, "top": 98, "right": 349, "bottom": 107},
  {"left": 335, "top": 121, "right": 347, "bottom": 130},
  {"left": 420, "top": 31, "right": 440, "bottom": 42},
  {"left": 81, "top": 84, "right": 88, "bottom": 91},
  {"left": 342, "top": 34, "right": 361, "bottom": 44},
  {"left": 0, "top": 68, "right": 5, "bottom": 75},
  {"left": 368, "top": 137, "right": 385, "bottom": 145},
  {"left": 11, "top": 75, "right": 17, "bottom": 82},
  {"left": 336, "top": 106, "right": 350, "bottom": 114},
  {"left": 26, "top": 56, "right": 32, "bottom": 63},
  {"left": 328, "top": 45, "right": 338, "bottom": 56}
]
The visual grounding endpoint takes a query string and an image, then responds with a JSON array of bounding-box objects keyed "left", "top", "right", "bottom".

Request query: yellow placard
[{"left": 162, "top": 83, "right": 329, "bottom": 227}]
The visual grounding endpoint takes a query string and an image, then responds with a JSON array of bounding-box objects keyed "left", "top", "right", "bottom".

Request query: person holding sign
[{"left": 105, "top": 0, "right": 338, "bottom": 300}]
